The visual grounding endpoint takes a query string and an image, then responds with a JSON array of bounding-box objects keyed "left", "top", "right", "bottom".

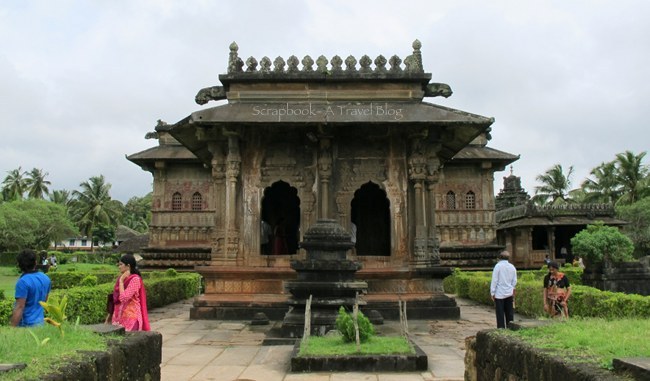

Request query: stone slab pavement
[{"left": 149, "top": 296, "right": 536, "bottom": 381}]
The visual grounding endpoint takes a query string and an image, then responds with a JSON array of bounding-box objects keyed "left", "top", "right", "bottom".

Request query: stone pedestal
[{"left": 281, "top": 219, "right": 368, "bottom": 337}]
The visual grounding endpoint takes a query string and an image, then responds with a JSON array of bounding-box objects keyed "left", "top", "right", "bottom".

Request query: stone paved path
[{"left": 149, "top": 296, "right": 535, "bottom": 381}]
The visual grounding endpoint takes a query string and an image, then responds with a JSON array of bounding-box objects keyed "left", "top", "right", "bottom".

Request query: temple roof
[
  {"left": 496, "top": 203, "right": 627, "bottom": 229},
  {"left": 449, "top": 146, "right": 519, "bottom": 168},
  {"left": 126, "top": 143, "right": 199, "bottom": 168},
  {"left": 149, "top": 41, "right": 497, "bottom": 166}
]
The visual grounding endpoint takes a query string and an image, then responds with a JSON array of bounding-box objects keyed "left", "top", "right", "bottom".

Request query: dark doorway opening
[
  {"left": 261, "top": 181, "right": 300, "bottom": 254},
  {"left": 351, "top": 182, "right": 390, "bottom": 256}
]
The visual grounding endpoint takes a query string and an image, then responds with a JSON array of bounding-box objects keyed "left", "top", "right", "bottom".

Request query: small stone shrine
[
  {"left": 128, "top": 40, "right": 518, "bottom": 320},
  {"left": 282, "top": 219, "right": 366, "bottom": 337}
]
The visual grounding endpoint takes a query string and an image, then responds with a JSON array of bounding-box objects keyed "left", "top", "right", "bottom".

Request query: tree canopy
[{"left": 0, "top": 199, "right": 77, "bottom": 251}]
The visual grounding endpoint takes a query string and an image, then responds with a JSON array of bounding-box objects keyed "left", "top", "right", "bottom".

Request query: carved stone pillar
[
  {"left": 408, "top": 139, "right": 429, "bottom": 267},
  {"left": 317, "top": 138, "right": 332, "bottom": 219},
  {"left": 225, "top": 135, "right": 241, "bottom": 260},
  {"left": 427, "top": 154, "right": 442, "bottom": 261},
  {"left": 208, "top": 142, "right": 227, "bottom": 262}
]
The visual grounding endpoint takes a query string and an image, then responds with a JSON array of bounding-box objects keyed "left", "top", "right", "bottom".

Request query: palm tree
[
  {"left": 581, "top": 161, "right": 620, "bottom": 203},
  {"left": 50, "top": 189, "right": 73, "bottom": 207},
  {"left": 70, "top": 175, "right": 121, "bottom": 251},
  {"left": 615, "top": 150, "right": 649, "bottom": 204},
  {"left": 533, "top": 164, "right": 574, "bottom": 205},
  {"left": 1, "top": 167, "right": 27, "bottom": 201},
  {"left": 25, "top": 168, "right": 51, "bottom": 199}
]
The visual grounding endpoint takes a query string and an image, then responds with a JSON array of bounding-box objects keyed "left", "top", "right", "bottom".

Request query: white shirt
[{"left": 490, "top": 260, "right": 517, "bottom": 299}]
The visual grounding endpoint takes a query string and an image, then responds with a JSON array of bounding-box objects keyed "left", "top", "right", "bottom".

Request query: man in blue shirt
[
  {"left": 490, "top": 250, "right": 517, "bottom": 328},
  {"left": 11, "top": 249, "right": 51, "bottom": 327}
]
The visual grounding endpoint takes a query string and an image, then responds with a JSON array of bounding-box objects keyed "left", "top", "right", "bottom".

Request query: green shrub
[
  {"left": 0, "top": 252, "right": 19, "bottom": 266},
  {"left": 571, "top": 221, "right": 635, "bottom": 265},
  {"left": 0, "top": 272, "right": 203, "bottom": 325},
  {"left": 165, "top": 268, "right": 178, "bottom": 277},
  {"left": 49, "top": 270, "right": 116, "bottom": 289},
  {"left": 442, "top": 274, "right": 456, "bottom": 293},
  {"left": 80, "top": 275, "right": 98, "bottom": 287},
  {"left": 444, "top": 269, "right": 650, "bottom": 320},
  {"left": 336, "top": 306, "right": 374, "bottom": 342},
  {"left": 0, "top": 299, "right": 12, "bottom": 325}
]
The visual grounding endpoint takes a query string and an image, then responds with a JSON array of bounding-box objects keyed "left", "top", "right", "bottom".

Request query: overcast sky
[{"left": 1, "top": 1, "right": 648, "bottom": 203}]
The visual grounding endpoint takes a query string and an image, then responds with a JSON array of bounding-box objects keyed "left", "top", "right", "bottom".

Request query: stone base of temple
[{"left": 190, "top": 266, "right": 460, "bottom": 322}]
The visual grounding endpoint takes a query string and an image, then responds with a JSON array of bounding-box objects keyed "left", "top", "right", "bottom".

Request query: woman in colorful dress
[{"left": 111, "top": 253, "right": 150, "bottom": 331}]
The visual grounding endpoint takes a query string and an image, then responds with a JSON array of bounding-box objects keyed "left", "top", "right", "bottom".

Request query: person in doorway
[
  {"left": 544, "top": 254, "right": 551, "bottom": 265},
  {"left": 109, "top": 253, "right": 150, "bottom": 331},
  {"left": 272, "top": 218, "right": 288, "bottom": 254},
  {"left": 260, "top": 219, "right": 272, "bottom": 255},
  {"left": 11, "top": 249, "right": 51, "bottom": 327},
  {"left": 543, "top": 261, "right": 571, "bottom": 318},
  {"left": 490, "top": 250, "right": 517, "bottom": 329}
]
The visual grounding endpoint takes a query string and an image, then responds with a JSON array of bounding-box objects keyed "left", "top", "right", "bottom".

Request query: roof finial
[{"left": 228, "top": 42, "right": 242, "bottom": 73}]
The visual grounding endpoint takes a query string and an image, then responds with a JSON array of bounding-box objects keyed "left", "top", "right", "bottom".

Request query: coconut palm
[
  {"left": 2, "top": 167, "right": 27, "bottom": 201},
  {"left": 25, "top": 168, "right": 51, "bottom": 199},
  {"left": 50, "top": 189, "right": 73, "bottom": 208},
  {"left": 581, "top": 161, "right": 620, "bottom": 203},
  {"left": 70, "top": 175, "right": 121, "bottom": 251},
  {"left": 533, "top": 164, "right": 574, "bottom": 205},
  {"left": 615, "top": 150, "right": 649, "bottom": 204}
]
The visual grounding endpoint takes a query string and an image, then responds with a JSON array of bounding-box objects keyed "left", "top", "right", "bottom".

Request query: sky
[{"left": 1, "top": 0, "right": 649, "bottom": 203}]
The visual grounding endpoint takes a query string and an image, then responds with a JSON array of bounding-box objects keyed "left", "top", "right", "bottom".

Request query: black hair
[
  {"left": 548, "top": 261, "right": 560, "bottom": 269},
  {"left": 119, "top": 253, "right": 141, "bottom": 276},
  {"left": 16, "top": 249, "right": 37, "bottom": 273}
]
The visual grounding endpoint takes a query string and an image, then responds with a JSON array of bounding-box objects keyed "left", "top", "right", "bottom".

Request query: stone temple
[{"left": 127, "top": 41, "right": 518, "bottom": 320}]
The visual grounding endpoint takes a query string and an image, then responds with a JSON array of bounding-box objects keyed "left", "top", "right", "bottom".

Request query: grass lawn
[
  {"left": 0, "top": 323, "right": 114, "bottom": 380},
  {"left": 299, "top": 335, "right": 414, "bottom": 356},
  {"left": 504, "top": 318, "right": 650, "bottom": 370}
]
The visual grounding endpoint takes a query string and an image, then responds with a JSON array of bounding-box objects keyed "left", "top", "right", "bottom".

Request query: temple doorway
[
  {"left": 261, "top": 181, "right": 300, "bottom": 254},
  {"left": 351, "top": 182, "right": 390, "bottom": 256}
]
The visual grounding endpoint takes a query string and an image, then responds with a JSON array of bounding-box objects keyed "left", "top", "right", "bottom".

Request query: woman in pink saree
[{"left": 111, "top": 254, "right": 150, "bottom": 331}]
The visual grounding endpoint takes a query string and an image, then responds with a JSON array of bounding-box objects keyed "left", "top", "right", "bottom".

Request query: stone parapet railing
[{"left": 496, "top": 202, "right": 615, "bottom": 223}]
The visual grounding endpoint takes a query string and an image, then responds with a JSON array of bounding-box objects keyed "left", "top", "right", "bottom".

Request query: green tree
[
  {"left": 571, "top": 221, "right": 635, "bottom": 267},
  {"left": 70, "top": 175, "right": 122, "bottom": 252},
  {"left": 1, "top": 167, "right": 27, "bottom": 201},
  {"left": 533, "top": 164, "right": 574, "bottom": 205},
  {"left": 92, "top": 223, "right": 116, "bottom": 246},
  {"left": 121, "top": 193, "right": 151, "bottom": 233},
  {"left": 0, "top": 202, "right": 38, "bottom": 251},
  {"left": 616, "top": 197, "right": 650, "bottom": 258},
  {"left": 614, "top": 150, "right": 649, "bottom": 204},
  {"left": 581, "top": 161, "right": 620, "bottom": 203},
  {"left": 0, "top": 199, "right": 77, "bottom": 251},
  {"left": 24, "top": 167, "right": 51, "bottom": 199}
]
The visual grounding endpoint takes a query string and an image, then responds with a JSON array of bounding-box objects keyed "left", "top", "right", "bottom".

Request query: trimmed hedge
[
  {"left": 443, "top": 270, "right": 650, "bottom": 319},
  {"left": 48, "top": 270, "right": 118, "bottom": 289},
  {"left": 0, "top": 252, "right": 19, "bottom": 266},
  {"left": 0, "top": 272, "right": 202, "bottom": 325}
]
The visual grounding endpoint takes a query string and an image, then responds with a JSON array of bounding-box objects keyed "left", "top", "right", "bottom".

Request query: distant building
[{"left": 495, "top": 173, "right": 627, "bottom": 269}]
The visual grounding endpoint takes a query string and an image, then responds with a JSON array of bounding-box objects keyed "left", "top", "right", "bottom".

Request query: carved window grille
[
  {"left": 465, "top": 191, "right": 476, "bottom": 209},
  {"left": 192, "top": 192, "right": 203, "bottom": 211},
  {"left": 172, "top": 192, "right": 182, "bottom": 211},
  {"left": 446, "top": 191, "right": 456, "bottom": 209}
]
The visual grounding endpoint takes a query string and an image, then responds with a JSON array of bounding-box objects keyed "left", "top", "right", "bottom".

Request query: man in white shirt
[{"left": 490, "top": 250, "right": 517, "bottom": 328}]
